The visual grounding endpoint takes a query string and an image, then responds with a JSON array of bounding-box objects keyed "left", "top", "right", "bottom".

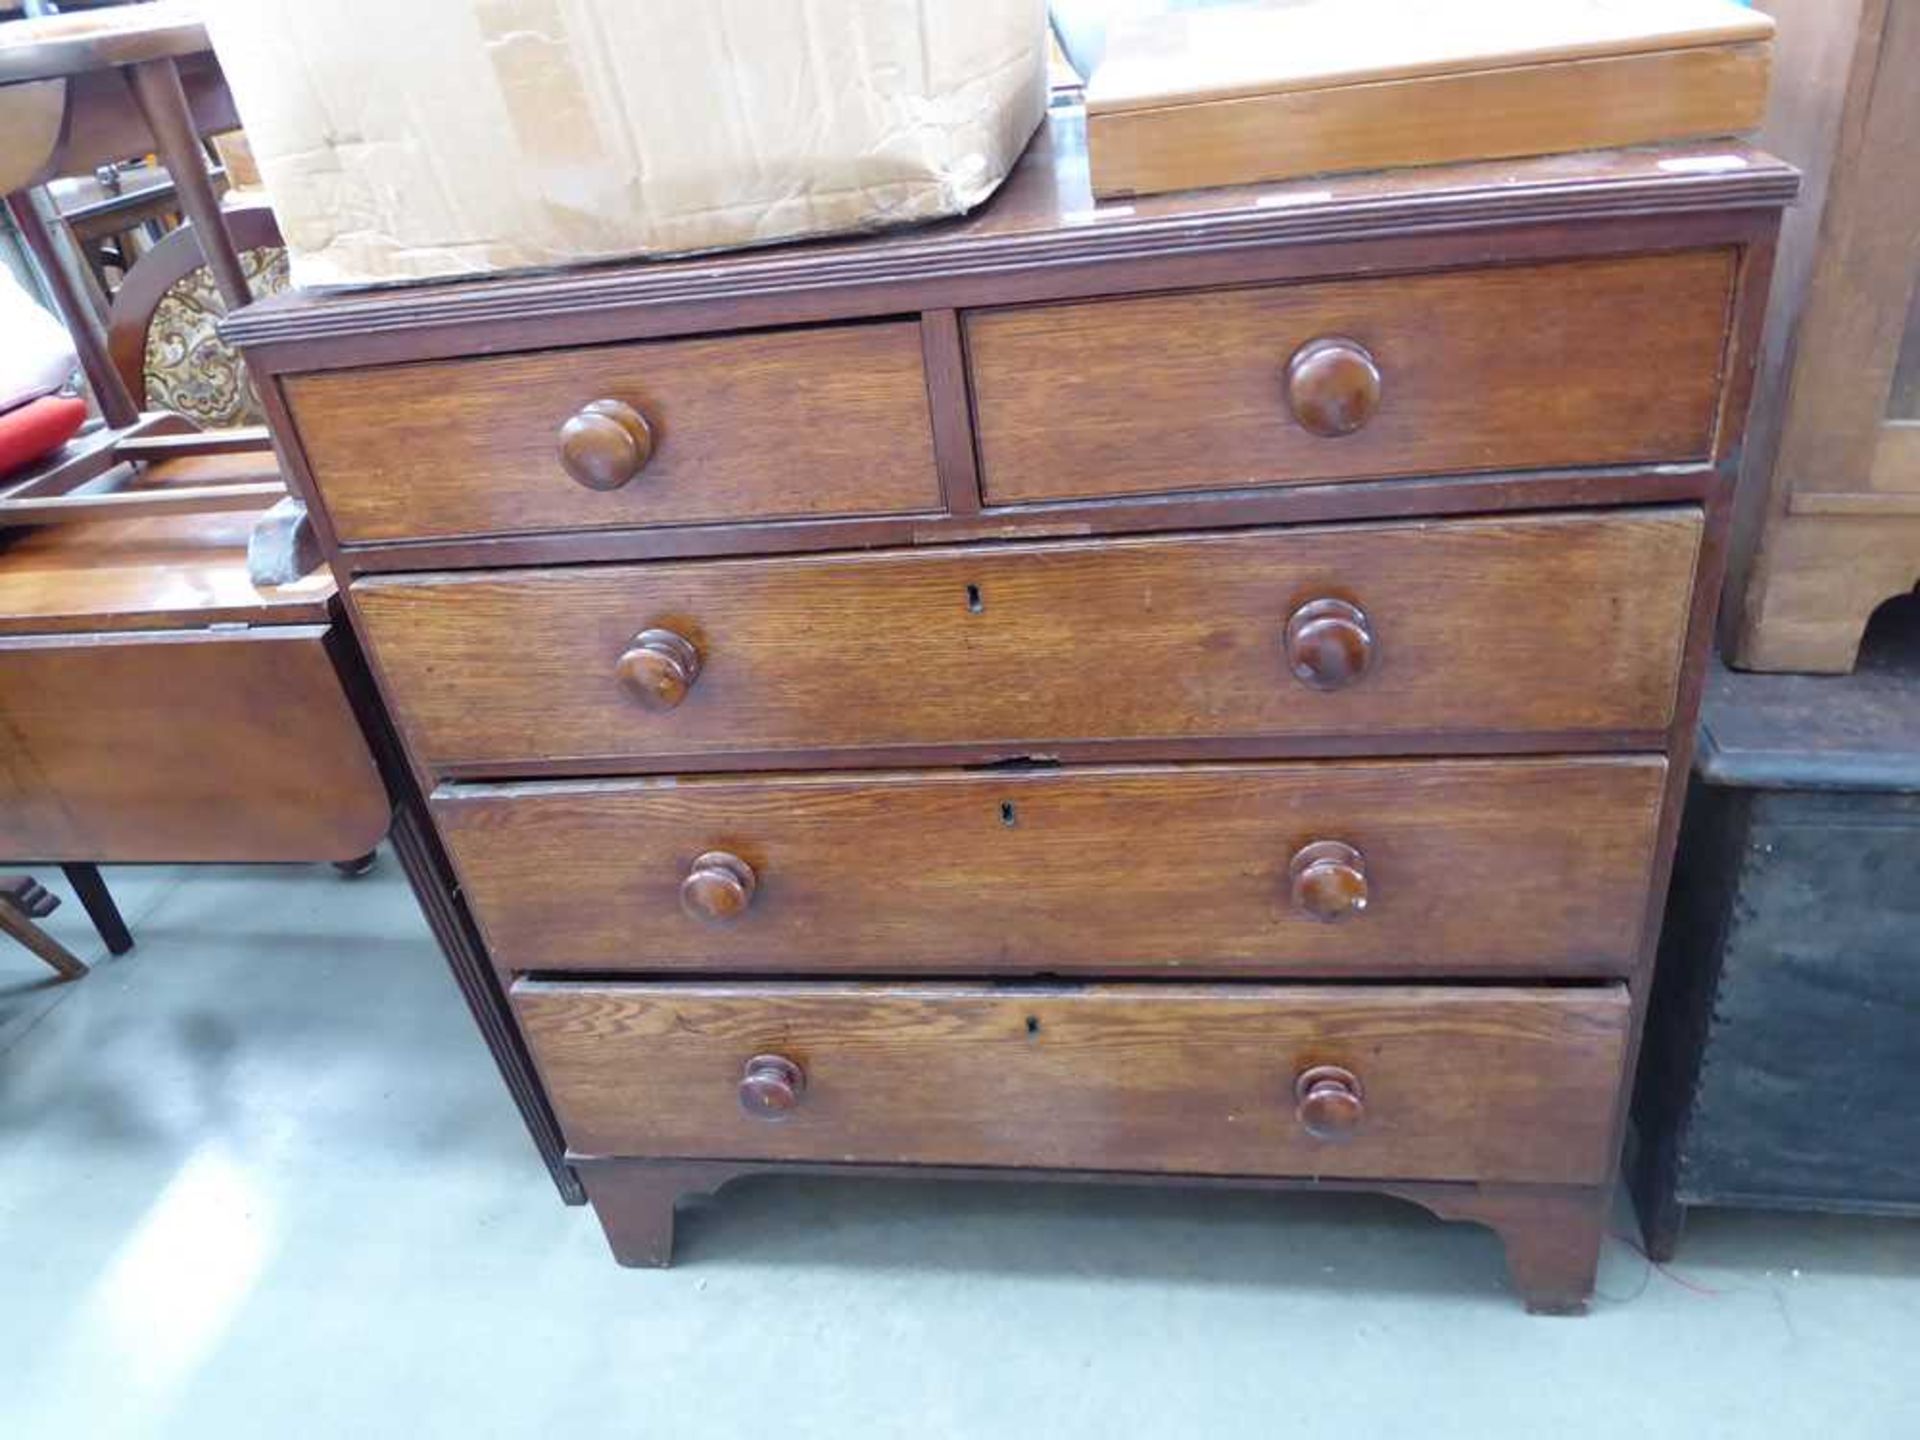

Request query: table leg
[
  {"left": 128, "top": 55, "right": 251, "bottom": 313},
  {"left": 60, "top": 864, "right": 134, "bottom": 956}
]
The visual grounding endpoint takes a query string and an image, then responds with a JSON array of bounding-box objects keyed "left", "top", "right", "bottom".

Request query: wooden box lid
[
  {"left": 1087, "top": 0, "right": 1775, "bottom": 116},
  {"left": 1082, "top": 0, "right": 1774, "bottom": 198}
]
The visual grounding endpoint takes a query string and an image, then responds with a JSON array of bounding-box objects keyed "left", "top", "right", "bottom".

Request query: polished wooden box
[
  {"left": 227, "top": 111, "right": 1793, "bottom": 1312},
  {"left": 1083, "top": 0, "right": 1774, "bottom": 198}
]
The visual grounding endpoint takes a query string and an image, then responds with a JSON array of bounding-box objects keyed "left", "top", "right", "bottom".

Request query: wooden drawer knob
[
  {"left": 1295, "top": 1064, "right": 1365, "bottom": 1141},
  {"left": 739, "top": 1053, "right": 805, "bottom": 1120},
  {"left": 559, "top": 398, "right": 655, "bottom": 491},
  {"left": 1289, "top": 840, "right": 1369, "bottom": 922},
  {"left": 1286, "top": 337, "right": 1381, "bottom": 438},
  {"left": 617, "top": 628, "right": 701, "bottom": 712},
  {"left": 681, "top": 850, "right": 756, "bottom": 923},
  {"left": 1285, "top": 597, "right": 1375, "bottom": 690}
]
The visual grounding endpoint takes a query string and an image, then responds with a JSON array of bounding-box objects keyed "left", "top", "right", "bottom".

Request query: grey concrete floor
[{"left": 2, "top": 857, "right": 1918, "bottom": 1439}]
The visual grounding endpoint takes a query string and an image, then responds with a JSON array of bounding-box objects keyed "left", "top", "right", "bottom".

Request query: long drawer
[
  {"left": 284, "top": 320, "right": 942, "bottom": 543},
  {"left": 514, "top": 980, "right": 1632, "bottom": 1185},
  {"left": 967, "top": 250, "right": 1735, "bottom": 504},
  {"left": 440, "top": 757, "right": 1665, "bottom": 977},
  {"left": 357, "top": 507, "right": 1702, "bottom": 772}
]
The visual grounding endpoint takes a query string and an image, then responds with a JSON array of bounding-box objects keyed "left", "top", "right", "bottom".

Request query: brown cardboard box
[{"left": 199, "top": 0, "right": 1048, "bottom": 288}]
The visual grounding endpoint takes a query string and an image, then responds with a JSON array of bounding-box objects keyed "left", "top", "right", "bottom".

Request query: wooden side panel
[
  {"left": 284, "top": 321, "right": 942, "bottom": 543},
  {"left": 1766, "top": 0, "right": 1920, "bottom": 497},
  {"left": 1678, "top": 790, "right": 1920, "bottom": 1209},
  {"left": 514, "top": 980, "right": 1632, "bottom": 1185},
  {"left": 1730, "top": 0, "right": 1920, "bottom": 671},
  {"left": 967, "top": 252, "right": 1734, "bottom": 504},
  {"left": 355, "top": 508, "right": 1703, "bottom": 770},
  {"left": 0, "top": 627, "right": 389, "bottom": 862},
  {"left": 438, "top": 757, "right": 1667, "bottom": 977}
]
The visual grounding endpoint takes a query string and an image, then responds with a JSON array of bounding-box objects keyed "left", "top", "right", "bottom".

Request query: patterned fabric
[{"left": 141, "top": 245, "right": 290, "bottom": 429}]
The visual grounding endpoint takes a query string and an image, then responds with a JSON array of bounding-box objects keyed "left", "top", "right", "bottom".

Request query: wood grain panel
[
  {"left": 284, "top": 321, "right": 941, "bottom": 543},
  {"left": 356, "top": 508, "right": 1702, "bottom": 770},
  {"left": 967, "top": 252, "right": 1734, "bottom": 504},
  {"left": 1085, "top": 45, "right": 1773, "bottom": 198},
  {"left": 514, "top": 980, "right": 1631, "bottom": 1185},
  {"left": 0, "top": 627, "right": 389, "bottom": 862},
  {"left": 438, "top": 757, "right": 1666, "bottom": 977},
  {"left": 0, "top": 510, "right": 333, "bottom": 637}
]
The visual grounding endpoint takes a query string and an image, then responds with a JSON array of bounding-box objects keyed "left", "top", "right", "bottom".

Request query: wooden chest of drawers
[{"left": 227, "top": 112, "right": 1793, "bottom": 1313}]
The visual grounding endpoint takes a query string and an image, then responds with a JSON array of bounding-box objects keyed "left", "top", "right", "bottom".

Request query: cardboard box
[
  {"left": 1085, "top": 0, "right": 1775, "bottom": 199},
  {"left": 198, "top": 0, "right": 1048, "bottom": 288}
]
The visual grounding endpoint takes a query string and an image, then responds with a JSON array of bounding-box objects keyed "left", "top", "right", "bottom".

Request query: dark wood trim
[
  {"left": 1599, "top": 468, "right": 1742, "bottom": 1176},
  {"left": 59, "top": 864, "right": 134, "bottom": 956},
  {"left": 226, "top": 214, "right": 1785, "bottom": 378},
  {"left": 920, "top": 309, "right": 982, "bottom": 516},
  {"left": 1710, "top": 230, "right": 1782, "bottom": 468},
  {"left": 426, "top": 729, "right": 1672, "bottom": 785},
  {"left": 321, "top": 624, "right": 583, "bottom": 1205},
  {"left": 326, "top": 464, "right": 1717, "bottom": 575},
  {"left": 573, "top": 1155, "right": 1606, "bottom": 1313}
]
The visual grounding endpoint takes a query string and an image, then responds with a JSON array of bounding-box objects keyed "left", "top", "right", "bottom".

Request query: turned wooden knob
[
  {"left": 681, "top": 851, "right": 756, "bottom": 923},
  {"left": 1285, "top": 337, "right": 1381, "bottom": 438},
  {"left": 1289, "top": 840, "right": 1369, "bottom": 922},
  {"left": 1295, "top": 1065, "right": 1365, "bottom": 1141},
  {"left": 739, "top": 1053, "right": 805, "bottom": 1120},
  {"left": 558, "top": 398, "right": 655, "bottom": 490},
  {"left": 617, "top": 628, "right": 701, "bottom": 712},
  {"left": 1285, "top": 597, "right": 1375, "bottom": 690}
]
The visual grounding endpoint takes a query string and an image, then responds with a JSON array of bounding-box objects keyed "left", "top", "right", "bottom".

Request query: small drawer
[
  {"left": 356, "top": 507, "right": 1701, "bottom": 772},
  {"left": 283, "top": 320, "right": 942, "bottom": 543},
  {"left": 966, "top": 251, "right": 1735, "bottom": 504},
  {"left": 513, "top": 979, "right": 1631, "bottom": 1185},
  {"left": 438, "top": 757, "right": 1666, "bottom": 977}
]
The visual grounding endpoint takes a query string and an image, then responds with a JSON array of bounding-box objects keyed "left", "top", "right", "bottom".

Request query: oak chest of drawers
[{"left": 228, "top": 112, "right": 1794, "bottom": 1313}]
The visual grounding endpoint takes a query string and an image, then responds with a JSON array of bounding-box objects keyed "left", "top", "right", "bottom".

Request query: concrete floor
[{"left": 2, "top": 858, "right": 1917, "bottom": 1439}]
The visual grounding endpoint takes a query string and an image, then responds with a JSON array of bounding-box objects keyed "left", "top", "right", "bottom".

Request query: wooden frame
[{"left": 1726, "top": 0, "right": 1920, "bottom": 670}]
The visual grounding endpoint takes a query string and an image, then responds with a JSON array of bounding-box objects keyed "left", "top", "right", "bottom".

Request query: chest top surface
[{"left": 222, "top": 107, "right": 1795, "bottom": 355}]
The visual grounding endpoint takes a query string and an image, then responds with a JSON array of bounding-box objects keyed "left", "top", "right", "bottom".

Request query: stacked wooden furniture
[
  {"left": 226, "top": 113, "right": 1793, "bottom": 1312},
  {"left": 1727, "top": 0, "right": 1920, "bottom": 671}
]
